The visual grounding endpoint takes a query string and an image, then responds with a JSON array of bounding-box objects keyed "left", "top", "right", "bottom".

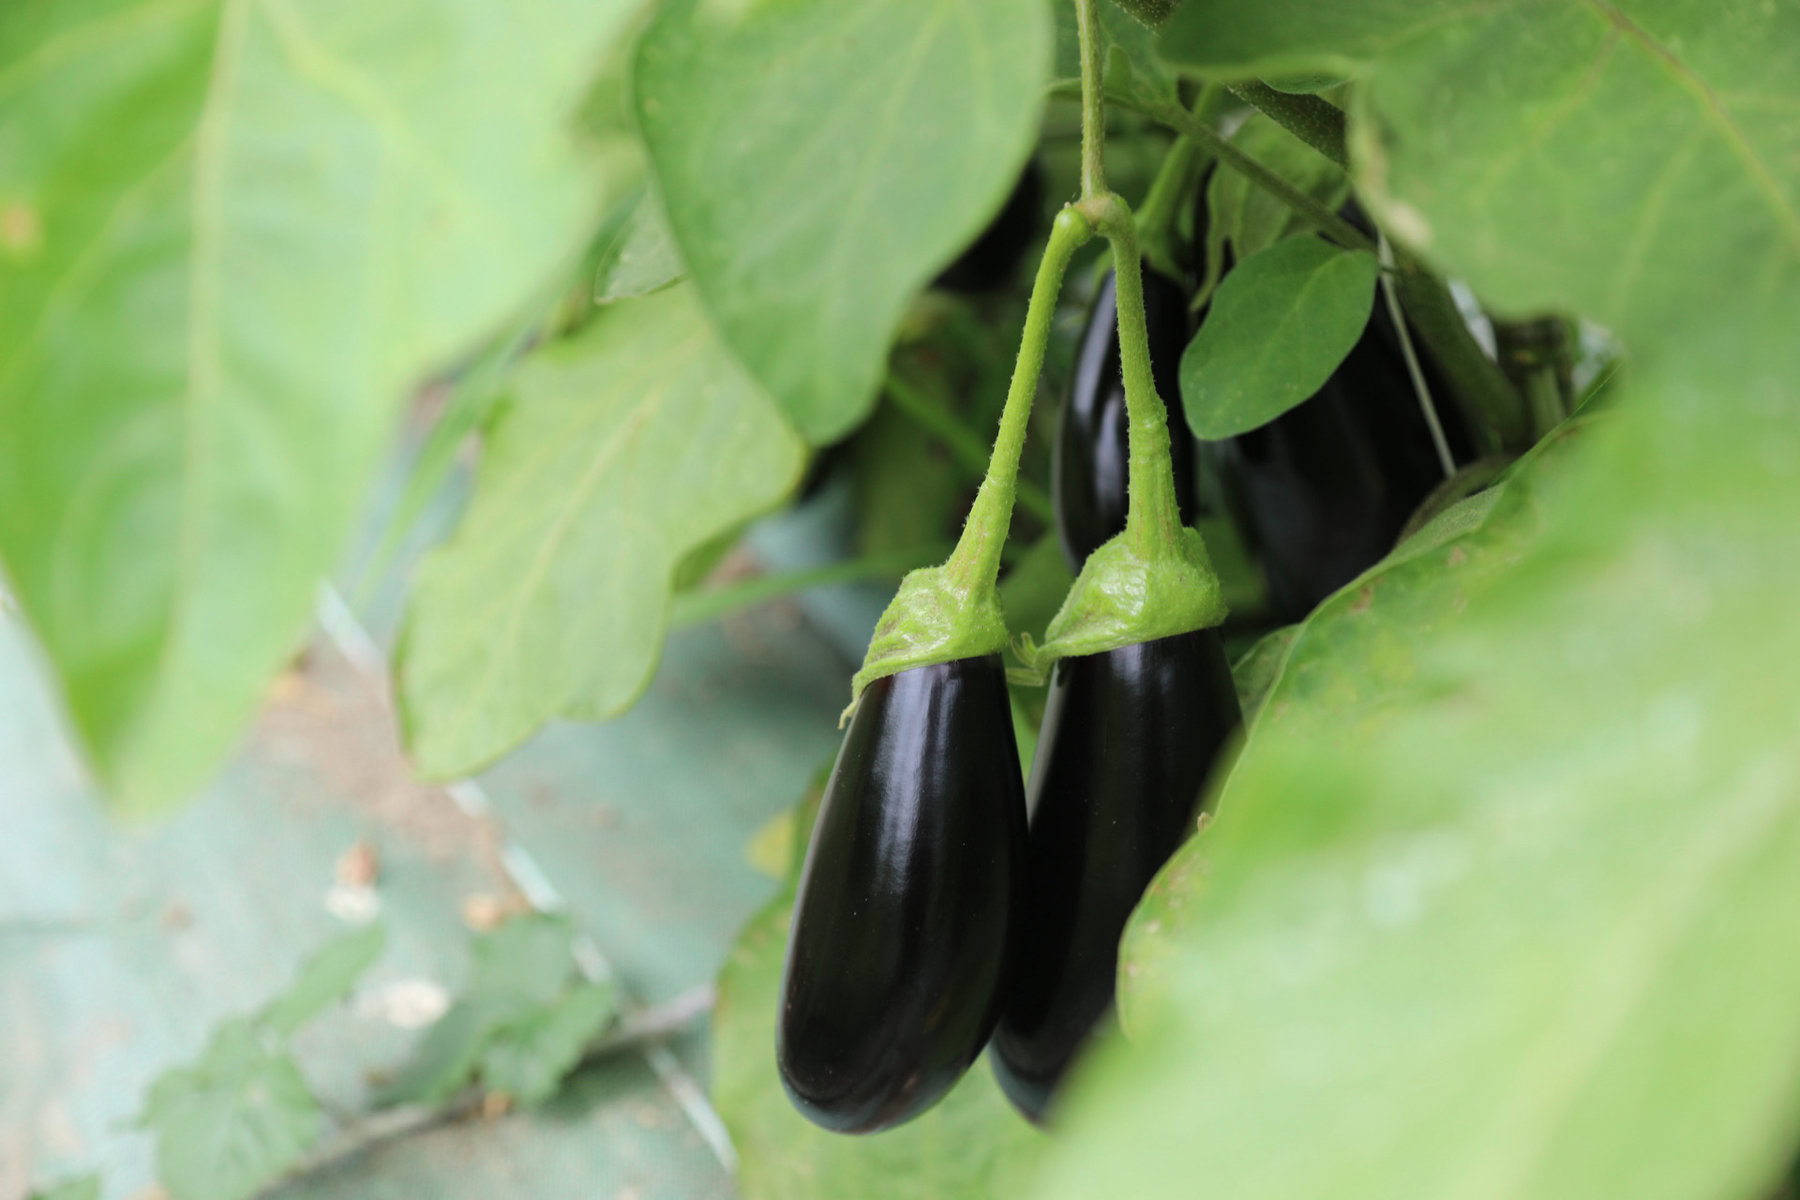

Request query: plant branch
[
  {"left": 1392, "top": 263, "right": 1529, "bottom": 454},
  {"left": 1074, "top": 0, "right": 1106, "bottom": 199},
  {"left": 1120, "top": 94, "right": 1374, "bottom": 254},
  {"left": 258, "top": 987, "right": 717, "bottom": 1197},
  {"left": 883, "top": 373, "right": 1055, "bottom": 523},
  {"left": 670, "top": 544, "right": 950, "bottom": 629},
  {"left": 1225, "top": 83, "right": 1349, "bottom": 169}
]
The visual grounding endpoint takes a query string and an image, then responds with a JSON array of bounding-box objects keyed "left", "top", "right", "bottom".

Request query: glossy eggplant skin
[
  {"left": 779, "top": 656, "right": 1027, "bottom": 1134},
  {"left": 1208, "top": 297, "right": 1472, "bottom": 621},
  {"left": 991, "top": 629, "right": 1241, "bottom": 1122},
  {"left": 1053, "top": 268, "right": 1199, "bottom": 568},
  {"left": 935, "top": 161, "right": 1045, "bottom": 294}
]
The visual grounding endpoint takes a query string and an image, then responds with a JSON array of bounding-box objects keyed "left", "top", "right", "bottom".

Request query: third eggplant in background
[{"left": 1206, "top": 294, "right": 1474, "bottom": 622}]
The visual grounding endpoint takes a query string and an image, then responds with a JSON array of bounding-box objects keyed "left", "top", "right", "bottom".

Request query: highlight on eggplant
[
  {"left": 991, "top": 628, "right": 1241, "bottom": 1122},
  {"left": 778, "top": 655, "right": 1027, "bottom": 1133}
]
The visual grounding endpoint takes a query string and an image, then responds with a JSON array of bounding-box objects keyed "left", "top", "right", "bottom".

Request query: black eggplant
[
  {"left": 779, "top": 656, "right": 1027, "bottom": 1133},
  {"left": 991, "top": 628, "right": 1241, "bottom": 1122},
  {"left": 935, "top": 161, "right": 1045, "bottom": 294},
  {"left": 1207, "top": 296, "right": 1472, "bottom": 620},
  {"left": 1052, "top": 268, "right": 1198, "bottom": 568}
]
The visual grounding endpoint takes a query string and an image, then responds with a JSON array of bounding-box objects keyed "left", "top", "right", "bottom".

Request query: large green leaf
[
  {"left": 634, "top": 0, "right": 1052, "bottom": 442},
  {"left": 1180, "top": 236, "right": 1377, "bottom": 438},
  {"left": 0, "top": 0, "right": 637, "bottom": 812},
  {"left": 398, "top": 283, "right": 804, "bottom": 778},
  {"left": 715, "top": 890, "right": 1046, "bottom": 1200}
]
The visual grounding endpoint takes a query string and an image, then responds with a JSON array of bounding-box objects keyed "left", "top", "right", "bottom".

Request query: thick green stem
[
  {"left": 943, "top": 209, "right": 1093, "bottom": 591},
  {"left": 1074, "top": 0, "right": 1106, "bottom": 199},
  {"left": 1144, "top": 100, "right": 1372, "bottom": 253},
  {"left": 1226, "top": 83, "right": 1348, "bottom": 169},
  {"left": 1082, "top": 196, "right": 1185, "bottom": 556},
  {"left": 883, "top": 373, "right": 1055, "bottom": 524}
]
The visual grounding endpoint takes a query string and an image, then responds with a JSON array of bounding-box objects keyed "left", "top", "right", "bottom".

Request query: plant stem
[
  {"left": 1080, "top": 196, "right": 1186, "bottom": 555},
  {"left": 1226, "top": 83, "right": 1348, "bottom": 169},
  {"left": 1392, "top": 264, "right": 1528, "bottom": 454},
  {"left": 943, "top": 209, "right": 1092, "bottom": 591},
  {"left": 1378, "top": 236, "right": 1455, "bottom": 479},
  {"left": 1074, "top": 0, "right": 1106, "bottom": 199},
  {"left": 670, "top": 544, "right": 950, "bottom": 629},
  {"left": 883, "top": 373, "right": 1055, "bottom": 523}
]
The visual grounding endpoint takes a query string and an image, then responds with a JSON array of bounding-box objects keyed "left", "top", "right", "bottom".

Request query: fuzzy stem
[
  {"left": 1074, "top": 0, "right": 1106, "bottom": 200},
  {"left": 1078, "top": 194, "right": 1184, "bottom": 555},
  {"left": 943, "top": 209, "right": 1093, "bottom": 590}
]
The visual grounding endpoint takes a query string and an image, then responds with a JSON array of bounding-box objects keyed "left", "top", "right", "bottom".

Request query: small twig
[
  {"left": 258, "top": 987, "right": 716, "bottom": 1195},
  {"left": 1379, "top": 235, "right": 1455, "bottom": 479}
]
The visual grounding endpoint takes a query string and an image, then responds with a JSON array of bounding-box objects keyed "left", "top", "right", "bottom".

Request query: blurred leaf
[
  {"left": 1159, "top": 2, "right": 1440, "bottom": 79},
  {"left": 1180, "top": 237, "right": 1377, "bottom": 438},
  {"left": 851, "top": 400, "right": 968, "bottom": 556},
  {"left": 0, "top": 0, "right": 641, "bottom": 812},
  {"left": 478, "top": 980, "right": 619, "bottom": 1107},
  {"left": 398, "top": 284, "right": 804, "bottom": 777},
  {"left": 28, "top": 1177, "right": 100, "bottom": 1200},
  {"left": 635, "top": 0, "right": 1052, "bottom": 442},
  {"left": 714, "top": 892, "right": 1046, "bottom": 1199},
  {"left": 381, "top": 913, "right": 592, "bottom": 1106},
  {"left": 142, "top": 1018, "right": 318, "bottom": 1200},
  {"left": 260, "top": 922, "right": 386, "bottom": 1037},
  {"left": 593, "top": 189, "right": 683, "bottom": 304}
]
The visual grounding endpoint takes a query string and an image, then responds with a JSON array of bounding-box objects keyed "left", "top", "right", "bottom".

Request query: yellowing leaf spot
[{"left": 0, "top": 202, "right": 42, "bottom": 258}]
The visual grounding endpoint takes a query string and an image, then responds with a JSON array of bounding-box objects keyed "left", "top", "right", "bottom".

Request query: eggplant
[
  {"left": 991, "top": 628, "right": 1241, "bottom": 1122},
  {"left": 1053, "top": 268, "right": 1199, "bottom": 568},
  {"left": 1208, "top": 296, "right": 1472, "bottom": 620},
  {"left": 779, "top": 655, "right": 1027, "bottom": 1133}
]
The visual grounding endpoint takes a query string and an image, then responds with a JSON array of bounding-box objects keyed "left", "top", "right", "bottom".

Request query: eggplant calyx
[
  {"left": 844, "top": 566, "right": 1008, "bottom": 724},
  {"left": 1020, "top": 527, "right": 1225, "bottom": 677}
]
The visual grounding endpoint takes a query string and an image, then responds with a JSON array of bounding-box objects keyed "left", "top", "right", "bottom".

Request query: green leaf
[
  {"left": 142, "top": 1018, "right": 320, "bottom": 1200},
  {"left": 398, "top": 284, "right": 804, "bottom": 777},
  {"left": 634, "top": 0, "right": 1052, "bottom": 442},
  {"left": 714, "top": 891, "right": 1046, "bottom": 1200},
  {"left": 381, "top": 913, "right": 591, "bottom": 1106},
  {"left": 260, "top": 921, "right": 387, "bottom": 1037},
  {"left": 28, "top": 1177, "right": 100, "bottom": 1200},
  {"left": 592, "top": 190, "right": 683, "bottom": 305},
  {"left": 0, "top": 0, "right": 641, "bottom": 813},
  {"left": 478, "top": 980, "right": 619, "bottom": 1107},
  {"left": 1180, "top": 237, "right": 1377, "bottom": 438}
]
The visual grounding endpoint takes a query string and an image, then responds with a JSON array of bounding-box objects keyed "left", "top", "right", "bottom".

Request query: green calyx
[
  {"left": 842, "top": 207, "right": 1095, "bottom": 721},
  {"left": 1018, "top": 526, "right": 1227, "bottom": 678},
  {"left": 845, "top": 565, "right": 1009, "bottom": 721}
]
